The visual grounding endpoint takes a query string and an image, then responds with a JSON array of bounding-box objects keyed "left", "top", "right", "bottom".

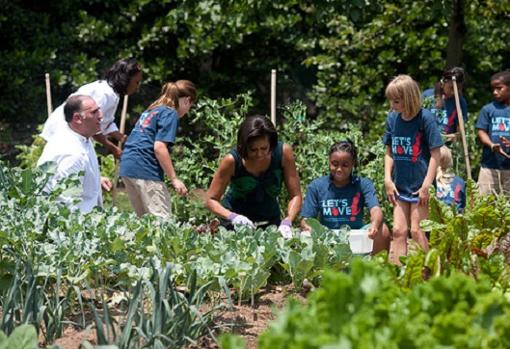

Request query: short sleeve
[
  {"left": 475, "top": 105, "right": 491, "bottom": 131},
  {"left": 155, "top": 109, "right": 179, "bottom": 144},
  {"left": 382, "top": 113, "right": 395, "bottom": 146},
  {"left": 360, "top": 178, "right": 379, "bottom": 210},
  {"left": 423, "top": 111, "right": 444, "bottom": 149},
  {"left": 301, "top": 181, "right": 320, "bottom": 218}
]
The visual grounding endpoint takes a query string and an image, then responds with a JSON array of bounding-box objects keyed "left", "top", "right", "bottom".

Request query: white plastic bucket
[{"left": 347, "top": 229, "right": 373, "bottom": 255}]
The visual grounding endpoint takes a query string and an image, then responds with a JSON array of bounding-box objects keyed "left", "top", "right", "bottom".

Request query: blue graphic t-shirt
[
  {"left": 301, "top": 175, "right": 379, "bottom": 229},
  {"left": 475, "top": 101, "right": 510, "bottom": 170},
  {"left": 422, "top": 88, "right": 468, "bottom": 135},
  {"left": 436, "top": 175, "right": 466, "bottom": 212},
  {"left": 120, "top": 106, "right": 179, "bottom": 181},
  {"left": 383, "top": 108, "right": 444, "bottom": 196}
]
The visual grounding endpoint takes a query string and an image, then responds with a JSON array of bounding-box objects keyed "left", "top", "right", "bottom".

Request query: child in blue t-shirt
[
  {"left": 422, "top": 67, "right": 468, "bottom": 141},
  {"left": 120, "top": 80, "right": 196, "bottom": 218},
  {"left": 383, "top": 75, "right": 443, "bottom": 265},
  {"left": 300, "top": 140, "right": 391, "bottom": 255},
  {"left": 476, "top": 70, "right": 510, "bottom": 195},
  {"left": 436, "top": 146, "right": 466, "bottom": 213}
]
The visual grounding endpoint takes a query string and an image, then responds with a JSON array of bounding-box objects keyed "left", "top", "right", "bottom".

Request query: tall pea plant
[{"left": 171, "top": 93, "right": 253, "bottom": 222}]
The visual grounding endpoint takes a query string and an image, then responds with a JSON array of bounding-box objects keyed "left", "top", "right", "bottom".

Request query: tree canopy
[{"left": 1, "top": 0, "right": 509, "bottom": 136}]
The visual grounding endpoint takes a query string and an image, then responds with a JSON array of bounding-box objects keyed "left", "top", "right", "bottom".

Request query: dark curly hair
[{"left": 105, "top": 57, "right": 142, "bottom": 96}]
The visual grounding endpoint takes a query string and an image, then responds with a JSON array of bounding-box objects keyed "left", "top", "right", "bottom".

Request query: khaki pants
[
  {"left": 122, "top": 177, "right": 171, "bottom": 219},
  {"left": 477, "top": 167, "right": 510, "bottom": 195}
]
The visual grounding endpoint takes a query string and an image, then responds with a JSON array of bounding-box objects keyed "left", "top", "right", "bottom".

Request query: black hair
[
  {"left": 105, "top": 57, "right": 142, "bottom": 96},
  {"left": 237, "top": 115, "right": 278, "bottom": 159},
  {"left": 442, "top": 67, "right": 465, "bottom": 84},
  {"left": 63, "top": 95, "right": 88, "bottom": 123},
  {"left": 329, "top": 139, "right": 358, "bottom": 165},
  {"left": 491, "top": 70, "right": 510, "bottom": 86}
]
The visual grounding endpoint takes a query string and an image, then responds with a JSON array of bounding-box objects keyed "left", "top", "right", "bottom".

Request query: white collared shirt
[
  {"left": 41, "top": 80, "right": 120, "bottom": 141},
  {"left": 38, "top": 125, "right": 102, "bottom": 213}
]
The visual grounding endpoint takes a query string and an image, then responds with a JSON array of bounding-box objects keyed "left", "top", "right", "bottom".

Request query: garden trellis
[{"left": 452, "top": 75, "right": 472, "bottom": 180}]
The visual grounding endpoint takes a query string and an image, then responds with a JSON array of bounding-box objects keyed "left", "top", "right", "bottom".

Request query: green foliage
[
  {"left": 398, "top": 183, "right": 510, "bottom": 289},
  {"left": 0, "top": 325, "right": 38, "bottom": 349},
  {"left": 84, "top": 264, "right": 217, "bottom": 349},
  {"left": 170, "top": 93, "right": 253, "bottom": 222},
  {"left": 2, "top": 0, "right": 509, "bottom": 156},
  {"left": 257, "top": 259, "right": 510, "bottom": 349}
]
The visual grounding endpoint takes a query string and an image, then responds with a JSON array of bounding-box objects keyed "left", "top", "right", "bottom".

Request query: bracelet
[{"left": 490, "top": 144, "right": 497, "bottom": 152}]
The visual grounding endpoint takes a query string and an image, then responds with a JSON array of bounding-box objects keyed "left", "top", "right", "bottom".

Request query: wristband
[
  {"left": 490, "top": 143, "right": 497, "bottom": 152},
  {"left": 227, "top": 213, "right": 238, "bottom": 221}
]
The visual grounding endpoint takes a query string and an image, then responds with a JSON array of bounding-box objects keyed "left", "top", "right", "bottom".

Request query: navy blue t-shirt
[
  {"left": 422, "top": 88, "right": 468, "bottom": 135},
  {"left": 436, "top": 175, "right": 466, "bottom": 212},
  {"left": 383, "top": 108, "right": 444, "bottom": 196},
  {"left": 301, "top": 175, "right": 379, "bottom": 229},
  {"left": 475, "top": 101, "right": 510, "bottom": 170},
  {"left": 120, "top": 106, "right": 179, "bottom": 181}
]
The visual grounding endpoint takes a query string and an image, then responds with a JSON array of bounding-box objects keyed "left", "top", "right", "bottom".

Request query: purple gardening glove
[
  {"left": 278, "top": 218, "right": 293, "bottom": 239},
  {"left": 227, "top": 213, "right": 255, "bottom": 228}
]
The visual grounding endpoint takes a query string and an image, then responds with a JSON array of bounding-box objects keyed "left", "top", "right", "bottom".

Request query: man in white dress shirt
[{"left": 38, "top": 95, "right": 112, "bottom": 213}]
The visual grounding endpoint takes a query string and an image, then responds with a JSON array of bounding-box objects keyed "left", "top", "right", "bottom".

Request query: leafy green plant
[
  {"left": 257, "top": 259, "right": 510, "bottom": 349},
  {"left": 0, "top": 324, "right": 39, "bottom": 349}
]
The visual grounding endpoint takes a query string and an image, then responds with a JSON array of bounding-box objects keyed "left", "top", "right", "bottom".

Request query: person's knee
[
  {"left": 382, "top": 224, "right": 392, "bottom": 240},
  {"left": 392, "top": 226, "right": 408, "bottom": 240},
  {"left": 409, "top": 227, "right": 424, "bottom": 239}
]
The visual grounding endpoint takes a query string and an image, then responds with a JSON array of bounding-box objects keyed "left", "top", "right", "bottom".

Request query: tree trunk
[{"left": 446, "top": 0, "right": 466, "bottom": 68}]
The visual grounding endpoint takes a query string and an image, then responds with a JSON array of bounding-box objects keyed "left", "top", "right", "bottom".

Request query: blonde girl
[
  {"left": 120, "top": 80, "right": 196, "bottom": 218},
  {"left": 383, "top": 75, "right": 443, "bottom": 264}
]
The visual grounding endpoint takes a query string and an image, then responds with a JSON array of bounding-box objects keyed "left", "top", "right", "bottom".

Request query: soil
[{"left": 47, "top": 284, "right": 305, "bottom": 349}]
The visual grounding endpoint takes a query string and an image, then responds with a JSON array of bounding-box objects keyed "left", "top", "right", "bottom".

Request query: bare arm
[
  {"left": 367, "top": 206, "right": 384, "bottom": 238},
  {"left": 281, "top": 144, "right": 302, "bottom": 223},
  {"left": 154, "top": 140, "right": 187, "bottom": 196},
  {"left": 108, "top": 130, "right": 127, "bottom": 143},
  {"left": 478, "top": 129, "right": 510, "bottom": 158},
  {"left": 384, "top": 146, "right": 397, "bottom": 205},
  {"left": 93, "top": 134, "right": 122, "bottom": 159},
  {"left": 413, "top": 147, "right": 440, "bottom": 205},
  {"left": 477, "top": 129, "right": 494, "bottom": 149},
  {"left": 206, "top": 155, "right": 236, "bottom": 219}
]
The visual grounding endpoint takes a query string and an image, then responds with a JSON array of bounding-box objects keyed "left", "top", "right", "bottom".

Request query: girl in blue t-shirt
[
  {"left": 475, "top": 70, "right": 510, "bottom": 195},
  {"left": 300, "top": 140, "right": 391, "bottom": 255},
  {"left": 383, "top": 75, "right": 443, "bottom": 265},
  {"left": 120, "top": 80, "right": 196, "bottom": 218}
]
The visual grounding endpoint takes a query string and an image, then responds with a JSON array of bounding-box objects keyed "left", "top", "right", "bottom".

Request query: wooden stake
[
  {"left": 112, "top": 95, "right": 129, "bottom": 206},
  {"left": 45, "top": 73, "right": 53, "bottom": 118},
  {"left": 452, "top": 76, "right": 472, "bottom": 180},
  {"left": 271, "top": 69, "right": 276, "bottom": 126}
]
